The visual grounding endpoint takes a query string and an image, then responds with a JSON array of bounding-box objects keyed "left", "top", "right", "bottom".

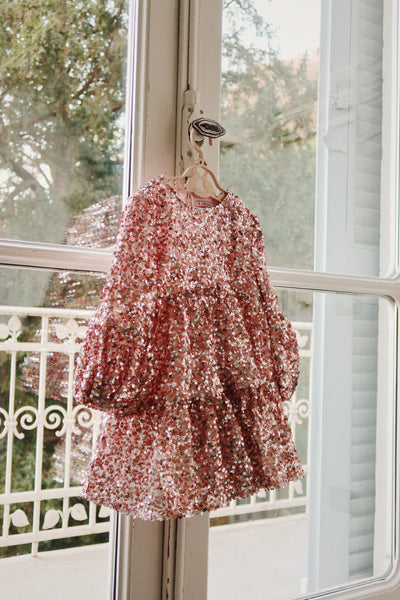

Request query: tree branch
[
  {"left": 0, "top": 75, "right": 23, "bottom": 104},
  {"left": 22, "top": 111, "right": 56, "bottom": 129},
  {"left": 112, "top": 101, "right": 123, "bottom": 113},
  {"left": 0, "top": 146, "right": 45, "bottom": 194},
  {"left": 71, "top": 63, "right": 99, "bottom": 101},
  {"left": 6, "top": 180, "right": 36, "bottom": 201}
]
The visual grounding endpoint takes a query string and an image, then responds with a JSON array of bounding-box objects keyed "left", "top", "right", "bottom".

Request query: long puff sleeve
[
  {"left": 73, "top": 187, "right": 163, "bottom": 414},
  {"left": 250, "top": 214, "right": 299, "bottom": 403}
]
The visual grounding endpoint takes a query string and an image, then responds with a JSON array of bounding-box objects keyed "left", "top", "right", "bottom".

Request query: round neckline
[{"left": 160, "top": 175, "right": 232, "bottom": 213}]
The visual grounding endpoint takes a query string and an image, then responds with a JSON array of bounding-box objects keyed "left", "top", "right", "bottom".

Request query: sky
[{"left": 252, "top": 0, "right": 321, "bottom": 59}]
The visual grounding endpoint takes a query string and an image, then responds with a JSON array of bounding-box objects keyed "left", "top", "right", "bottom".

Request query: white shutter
[
  {"left": 309, "top": 0, "right": 385, "bottom": 591},
  {"left": 350, "top": 2, "right": 384, "bottom": 576},
  {"left": 350, "top": 299, "right": 378, "bottom": 579},
  {"left": 353, "top": 0, "right": 383, "bottom": 262}
]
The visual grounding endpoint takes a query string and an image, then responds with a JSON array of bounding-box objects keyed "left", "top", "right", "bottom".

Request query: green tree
[{"left": 0, "top": 0, "right": 127, "bottom": 243}]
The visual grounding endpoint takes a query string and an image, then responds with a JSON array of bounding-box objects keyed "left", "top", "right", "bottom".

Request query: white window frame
[
  {"left": 103, "top": 0, "right": 400, "bottom": 598},
  {"left": 1, "top": 0, "right": 400, "bottom": 599}
]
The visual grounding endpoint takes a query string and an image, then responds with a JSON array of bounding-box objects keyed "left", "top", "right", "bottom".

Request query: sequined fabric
[{"left": 73, "top": 174, "right": 305, "bottom": 520}]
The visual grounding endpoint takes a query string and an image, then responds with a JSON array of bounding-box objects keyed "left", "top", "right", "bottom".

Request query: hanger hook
[{"left": 189, "top": 128, "right": 205, "bottom": 162}]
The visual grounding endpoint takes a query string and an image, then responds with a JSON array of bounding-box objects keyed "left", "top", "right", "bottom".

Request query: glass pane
[
  {"left": 208, "top": 289, "right": 395, "bottom": 599},
  {"left": 0, "top": 267, "right": 110, "bottom": 600},
  {"left": 220, "top": 0, "right": 320, "bottom": 271},
  {"left": 0, "top": 1, "right": 128, "bottom": 246},
  {"left": 220, "top": 0, "right": 389, "bottom": 277}
]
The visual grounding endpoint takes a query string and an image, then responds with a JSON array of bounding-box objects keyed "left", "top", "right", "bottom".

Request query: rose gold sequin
[{"left": 73, "top": 175, "right": 305, "bottom": 520}]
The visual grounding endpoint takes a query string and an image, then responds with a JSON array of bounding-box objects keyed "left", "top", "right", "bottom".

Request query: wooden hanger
[{"left": 167, "top": 128, "right": 228, "bottom": 201}]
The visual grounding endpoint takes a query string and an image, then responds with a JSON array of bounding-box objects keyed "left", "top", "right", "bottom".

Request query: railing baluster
[
  {"left": 2, "top": 350, "right": 17, "bottom": 540},
  {"left": 31, "top": 316, "right": 49, "bottom": 555},
  {"left": 63, "top": 350, "right": 75, "bottom": 533}
]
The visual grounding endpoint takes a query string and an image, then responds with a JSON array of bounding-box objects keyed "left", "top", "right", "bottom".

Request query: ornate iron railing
[
  {"left": 0, "top": 306, "right": 311, "bottom": 555},
  {"left": 0, "top": 307, "right": 109, "bottom": 556}
]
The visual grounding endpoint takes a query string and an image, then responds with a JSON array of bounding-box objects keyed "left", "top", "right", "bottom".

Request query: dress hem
[{"left": 81, "top": 465, "right": 306, "bottom": 522}]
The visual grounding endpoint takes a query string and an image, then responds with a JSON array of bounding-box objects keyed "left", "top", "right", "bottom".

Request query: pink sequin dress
[{"left": 73, "top": 174, "right": 305, "bottom": 520}]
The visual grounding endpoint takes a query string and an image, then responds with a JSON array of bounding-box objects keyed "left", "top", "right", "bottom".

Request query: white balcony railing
[{"left": 0, "top": 306, "right": 311, "bottom": 556}]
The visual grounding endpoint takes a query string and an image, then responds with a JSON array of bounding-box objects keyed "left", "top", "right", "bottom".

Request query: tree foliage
[
  {"left": 221, "top": 0, "right": 318, "bottom": 273},
  {"left": 0, "top": 0, "right": 127, "bottom": 243}
]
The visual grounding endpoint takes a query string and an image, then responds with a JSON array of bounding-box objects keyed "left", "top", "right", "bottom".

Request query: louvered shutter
[{"left": 350, "top": 298, "right": 378, "bottom": 579}]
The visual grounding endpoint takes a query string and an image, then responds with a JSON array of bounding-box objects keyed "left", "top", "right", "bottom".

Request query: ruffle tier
[{"left": 80, "top": 281, "right": 304, "bottom": 520}]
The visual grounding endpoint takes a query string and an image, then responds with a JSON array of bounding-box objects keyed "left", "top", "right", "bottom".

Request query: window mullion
[
  {"left": 0, "top": 239, "right": 112, "bottom": 274},
  {"left": 270, "top": 267, "right": 400, "bottom": 301},
  {"left": 111, "top": 0, "right": 181, "bottom": 598}
]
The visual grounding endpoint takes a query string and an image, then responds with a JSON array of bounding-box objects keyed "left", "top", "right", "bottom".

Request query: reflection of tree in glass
[
  {"left": 221, "top": 0, "right": 318, "bottom": 272},
  {"left": 0, "top": 0, "right": 127, "bottom": 243}
]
